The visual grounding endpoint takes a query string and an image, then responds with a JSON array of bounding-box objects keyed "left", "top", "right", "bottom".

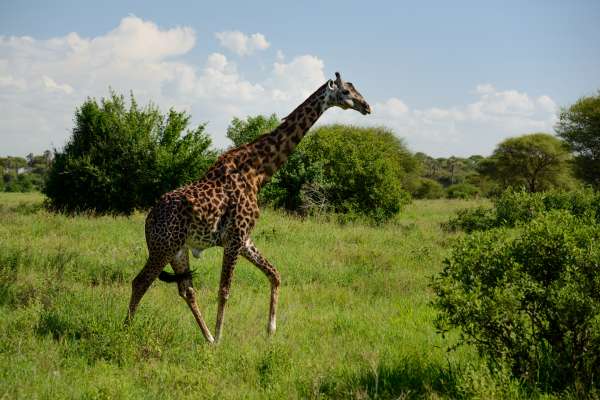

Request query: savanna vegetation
[
  {"left": 43, "top": 92, "right": 217, "bottom": 215},
  {"left": 0, "top": 152, "right": 52, "bottom": 192},
  {"left": 556, "top": 91, "right": 600, "bottom": 188},
  {"left": 436, "top": 190, "right": 600, "bottom": 395},
  {"left": 30, "top": 90, "right": 600, "bottom": 218},
  {"left": 1, "top": 90, "right": 599, "bottom": 398},
  {"left": 0, "top": 192, "right": 520, "bottom": 399}
]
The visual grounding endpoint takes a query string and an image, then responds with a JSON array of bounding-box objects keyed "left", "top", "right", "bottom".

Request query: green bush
[
  {"left": 260, "top": 147, "right": 323, "bottom": 212},
  {"left": 446, "top": 183, "right": 480, "bottom": 199},
  {"left": 1, "top": 154, "right": 51, "bottom": 192},
  {"left": 413, "top": 178, "right": 445, "bottom": 199},
  {"left": 433, "top": 211, "right": 600, "bottom": 393},
  {"left": 44, "top": 91, "right": 217, "bottom": 214},
  {"left": 222, "top": 113, "right": 323, "bottom": 212},
  {"left": 224, "top": 118, "right": 417, "bottom": 221},
  {"left": 3, "top": 173, "right": 34, "bottom": 192},
  {"left": 443, "top": 206, "right": 496, "bottom": 233},
  {"left": 300, "top": 125, "right": 414, "bottom": 222},
  {"left": 495, "top": 189, "right": 600, "bottom": 227},
  {"left": 447, "top": 188, "right": 600, "bottom": 232}
]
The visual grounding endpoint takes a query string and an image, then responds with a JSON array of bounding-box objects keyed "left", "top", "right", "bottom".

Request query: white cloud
[
  {"left": 0, "top": 17, "right": 329, "bottom": 155},
  {"left": 537, "top": 95, "right": 557, "bottom": 113},
  {"left": 0, "top": 16, "right": 560, "bottom": 158},
  {"left": 378, "top": 98, "right": 409, "bottom": 116},
  {"left": 0, "top": 74, "right": 26, "bottom": 90},
  {"left": 266, "top": 55, "right": 326, "bottom": 102},
  {"left": 472, "top": 89, "right": 535, "bottom": 117},
  {"left": 92, "top": 16, "right": 196, "bottom": 62},
  {"left": 475, "top": 83, "right": 495, "bottom": 94},
  {"left": 215, "top": 31, "right": 270, "bottom": 56},
  {"left": 323, "top": 84, "right": 558, "bottom": 156},
  {"left": 42, "top": 75, "right": 74, "bottom": 94},
  {"left": 0, "top": 17, "right": 202, "bottom": 155}
]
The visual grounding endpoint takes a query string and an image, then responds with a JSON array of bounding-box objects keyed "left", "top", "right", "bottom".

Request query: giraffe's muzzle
[{"left": 360, "top": 102, "right": 372, "bottom": 115}]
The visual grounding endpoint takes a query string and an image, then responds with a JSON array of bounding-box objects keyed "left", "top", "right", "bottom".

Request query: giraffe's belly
[
  {"left": 186, "top": 230, "right": 221, "bottom": 257},
  {"left": 185, "top": 215, "right": 228, "bottom": 257}
]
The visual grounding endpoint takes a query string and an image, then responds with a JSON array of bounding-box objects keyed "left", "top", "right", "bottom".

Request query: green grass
[{"left": 0, "top": 193, "right": 552, "bottom": 399}]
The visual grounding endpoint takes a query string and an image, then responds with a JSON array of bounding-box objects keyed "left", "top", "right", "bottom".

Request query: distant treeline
[
  {"left": 4, "top": 89, "right": 598, "bottom": 221},
  {"left": 0, "top": 152, "right": 53, "bottom": 192}
]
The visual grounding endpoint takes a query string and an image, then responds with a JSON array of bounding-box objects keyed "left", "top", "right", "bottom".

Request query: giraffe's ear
[{"left": 327, "top": 79, "right": 336, "bottom": 90}]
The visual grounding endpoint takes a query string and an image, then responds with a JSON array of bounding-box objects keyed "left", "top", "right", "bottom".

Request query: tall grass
[{"left": 0, "top": 193, "right": 555, "bottom": 399}]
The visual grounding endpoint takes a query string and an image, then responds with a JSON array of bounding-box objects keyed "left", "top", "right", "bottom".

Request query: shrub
[
  {"left": 495, "top": 189, "right": 600, "bottom": 227},
  {"left": 223, "top": 115, "right": 328, "bottom": 212},
  {"left": 44, "top": 91, "right": 217, "bottom": 214},
  {"left": 433, "top": 211, "right": 600, "bottom": 393},
  {"left": 260, "top": 147, "right": 323, "bottom": 212},
  {"left": 300, "top": 125, "right": 414, "bottom": 222},
  {"left": 225, "top": 120, "right": 417, "bottom": 221},
  {"left": 446, "top": 183, "right": 480, "bottom": 199},
  {"left": 413, "top": 178, "right": 445, "bottom": 199},
  {"left": 443, "top": 206, "right": 496, "bottom": 233},
  {"left": 447, "top": 188, "right": 600, "bottom": 233}
]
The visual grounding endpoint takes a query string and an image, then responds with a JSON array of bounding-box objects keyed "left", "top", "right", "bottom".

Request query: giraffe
[{"left": 125, "top": 72, "right": 371, "bottom": 343}]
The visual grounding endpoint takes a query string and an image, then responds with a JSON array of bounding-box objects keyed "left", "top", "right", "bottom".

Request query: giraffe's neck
[{"left": 243, "top": 83, "right": 330, "bottom": 187}]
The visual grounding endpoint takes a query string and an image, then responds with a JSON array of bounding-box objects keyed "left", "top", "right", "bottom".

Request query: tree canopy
[
  {"left": 1, "top": 154, "right": 51, "bottom": 192},
  {"left": 480, "top": 133, "right": 574, "bottom": 192},
  {"left": 226, "top": 114, "right": 279, "bottom": 147},
  {"left": 300, "top": 125, "right": 415, "bottom": 220},
  {"left": 556, "top": 91, "right": 600, "bottom": 188},
  {"left": 224, "top": 116, "right": 416, "bottom": 221},
  {"left": 44, "top": 91, "right": 217, "bottom": 214}
]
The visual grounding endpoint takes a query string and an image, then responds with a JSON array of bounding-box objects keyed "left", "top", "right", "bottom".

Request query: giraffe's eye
[{"left": 342, "top": 90, "right": 350, "bottom": 95}]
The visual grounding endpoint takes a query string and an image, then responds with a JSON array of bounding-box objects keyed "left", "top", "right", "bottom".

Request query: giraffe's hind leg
[
  {"left": 171, "top": 249, "right": 214, "bottom": 343},
  {"left": 241, "top": 239, "right": 281, "bottom": 336},
  {"left": 125, "top": 254, "right": 166, "bottom": 324}
]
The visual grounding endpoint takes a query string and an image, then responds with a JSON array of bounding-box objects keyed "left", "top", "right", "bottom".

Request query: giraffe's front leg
[
  {"left": 214, "top": 243, "right": 241, "bottom": 342},
  {"left": 241, "top": 239, "right": 281, "bottom": 336}
]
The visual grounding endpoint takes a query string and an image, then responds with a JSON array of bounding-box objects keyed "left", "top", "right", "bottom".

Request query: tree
[
  {"left": 300, "top": 125, "right": 414, "bottom": 221},
  {"left": 555, "top": 91, "right": 600, "bottom": 188},
  {"left": 223, "top": 116, "right": 416, "bottom": 220},
  {"left": 482, "top": 133, "right": 574, "bottom": 192},
  {"left": 44, "top": 91, "right": 217, "bottom": 214},
  {"left": 0, "top": 156, "right": 35, "bottom": 192},
  {"left": 226, "top": 114, "right": 279, "bottom": 147},
  {"left": 0, "top": 156, "right": 27, "bottom": 175}
]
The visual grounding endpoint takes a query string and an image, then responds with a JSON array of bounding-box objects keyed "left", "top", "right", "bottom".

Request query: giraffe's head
[{"left": 325, "top": 72, "right": 371, "bottom": 115}]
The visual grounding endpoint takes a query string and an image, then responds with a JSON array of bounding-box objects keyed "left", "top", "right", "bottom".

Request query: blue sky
[{"left": 1, "top": 0, "right": 599, "bottom": 157}]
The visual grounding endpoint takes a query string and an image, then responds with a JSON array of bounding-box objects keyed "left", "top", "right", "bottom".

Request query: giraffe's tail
[{"left": 158, "top": 269, "right": 196, "bottom": 283}]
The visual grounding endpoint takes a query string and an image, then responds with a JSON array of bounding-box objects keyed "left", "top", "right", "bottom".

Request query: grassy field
[{"left": 0, "top": 192, "right": 544, "bottom": 399}]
